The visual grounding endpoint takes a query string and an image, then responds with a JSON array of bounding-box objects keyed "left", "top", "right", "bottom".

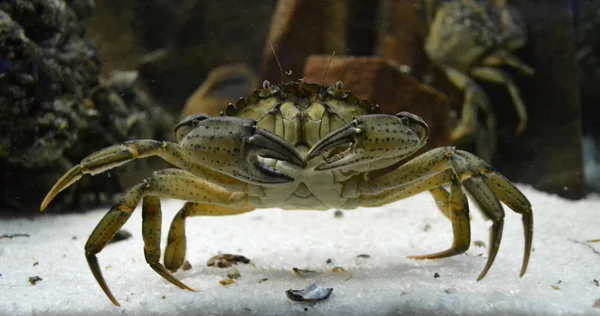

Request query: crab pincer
[
  {"left": 176, "top": 115, "right": 305, "bottom": 184},
  {"left": 307, "top": 112, "right": 430, "bottom": 171}
]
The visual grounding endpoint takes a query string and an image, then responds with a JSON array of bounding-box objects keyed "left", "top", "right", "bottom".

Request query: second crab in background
[{"left": 418, "top": 0, "right": 534, "bottom": 157}]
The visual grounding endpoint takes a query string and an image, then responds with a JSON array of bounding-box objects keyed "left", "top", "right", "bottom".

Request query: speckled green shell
[{"left": 221, "top": 80, "right": 381, "bottom": 148}]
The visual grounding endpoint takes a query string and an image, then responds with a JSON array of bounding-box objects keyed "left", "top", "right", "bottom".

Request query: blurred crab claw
[
  {"left": 246, "top": 127, "right": 306, "bottom": 180},
  {"left": 307, "top": 113, "right": 429, "bottom": 171},
  {"left": 183, "top": 116, "right": 305, "bottom": 184}
]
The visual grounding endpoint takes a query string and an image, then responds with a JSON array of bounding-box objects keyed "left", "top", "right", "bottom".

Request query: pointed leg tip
[
  {"left": 519, "top": 265, "right": 528, "bottom": 278},
  {"left": 110, "top": 298, "right": 122, "bottom": 307},
  {"left": 476, "top": 270, "right": 488, "bottom": 281},
  {"left": 476, "top": 265, "right": 492, "bottom": 281},
  {"left": 40, "top": 194, "right": 54, "bottom": 211}
]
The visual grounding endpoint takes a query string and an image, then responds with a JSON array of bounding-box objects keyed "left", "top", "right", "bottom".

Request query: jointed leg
[
  {"left": 408, "top": 175, "right": 471, "bottom": 260},
  {"left": 142, "top": 196, "right": 195, "bottom": 293},
  {"left": 164, "top": 202, "right": 255, "bottom": 272},
  {"left": 355, "top": 147, "right": 532, "bottom": 280},
  {"left": 471, "top": 66, "right": 528, "bottom": 135},
  {"left": 480, "top": 50, "right": 534, "bottom": 76},
  {"left": 41, "top": 140, "right": 245, "bottom": 210},
  {"left": 84, "top": 168, "right": 252, "bottom": 306},
  {"left": 442, "top": 67, "right": 494, "bottom": 143},
  {"left": 41, "top": 116, "right": 306, "bottom": 211}
]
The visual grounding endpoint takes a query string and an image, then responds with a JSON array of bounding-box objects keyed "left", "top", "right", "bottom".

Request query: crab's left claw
[{"left": 307, "top": 113, "right": 430, "bottom": 171}]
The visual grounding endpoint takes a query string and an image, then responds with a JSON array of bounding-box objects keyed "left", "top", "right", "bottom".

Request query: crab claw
[
  {"left": 181, "top": 116, "right": 305, "bottom": 184},
  {"left": 246, "top": 127, "right": 306, "bottom": 179},
  {"left": 307, "top": 113, "right": 430, "bottom": 171}
]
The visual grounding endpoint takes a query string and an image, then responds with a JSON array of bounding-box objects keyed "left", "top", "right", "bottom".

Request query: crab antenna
[
  {"left": 321, "top": 51, "right": 336, "bottom": 86},
  {"left": 268, "top": 42, "right": 285, "bottom": 83}
]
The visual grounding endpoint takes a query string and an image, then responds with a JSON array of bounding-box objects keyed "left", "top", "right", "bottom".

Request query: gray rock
[{"left": 0, "top": 1, "right": 173, "bottom": 214}]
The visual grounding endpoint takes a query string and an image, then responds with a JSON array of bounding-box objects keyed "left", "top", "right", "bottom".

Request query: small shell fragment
[
  {"left": 28, "top": 276, "right": 42, "bottom": 285},
  {"left": 473, "top": 240, "right": 486, "bottom": 248},
  {"left": 182, "top": 260, "right": 192, "bottom": 271},
  {"left": 293, "top": 267, "right": 322, "bottom": 278},
  {"left": 356, "top": 254, "right": 370, "bottom": 259},
  {"left": 331, "top": 267, "right": 346, "bottom": 273},
  {"left": 220, "top": 279, "right": 236, "bottom": 286},
  {"left": 285, "top": 282, "right": 333, "bottom": 302},
  {"left": 227, "top": 268, "right": 241, "bottom": 279},
  {"left": 207, "top": 254, "right": 251, "bottom": 268}
]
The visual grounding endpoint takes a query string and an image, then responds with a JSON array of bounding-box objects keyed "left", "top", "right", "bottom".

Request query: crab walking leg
[
  {"left": 442, "top": 67, "right": 495, "bottom": 143},
  {"left": 84, "top": 168, "right": 249, "bottom": 306},
  {"left": 164, "top": 202, "right": 255, "bottom": 272},
  {"left": 354, "top": 147, "right": 531, "bottom": 280},
  {"left": 142, "top": 196, "right": 195, "bottom": 292},
  {"left": 360, "top": 169, "right": 472, "bottom": 259},
  {"left": 409, "top": 175, "right": 471, "bottom": 260},
  {"left": 471, "top": 66, "right": 528, "bottom": 135},
  {"left": 455, "top": 150, "right": 533, "bottom": 277},
  {"left": 40, "top": 140, "right": 243, "bottom": 210},
  {"left": 479, "top": 50, "right": 535, "bottom": 76}
]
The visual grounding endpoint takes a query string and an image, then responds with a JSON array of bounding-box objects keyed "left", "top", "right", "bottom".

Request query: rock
[
  {"left": 376, "top": 0, "right": 428, "bottom": 72},
  {"left": 85, "top": 0, "right": 277, "bottom": 115},
  {"left": 259, "top": 0, "right": 347, "bottom": 84},
  {"left": 0, "top": 1, "right": 174, "bottom": 214},
  {"left": 303, "top": 55, "right": 451, "bottom": 151},
  {"left": 181, "top": 64, "right": 258, "bottom": 119}
]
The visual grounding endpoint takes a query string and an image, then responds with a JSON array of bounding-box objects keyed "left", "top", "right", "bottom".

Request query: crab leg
[
  {"left": 40, "top": 140, "right": 242, "bottom": 210},
  {"left": 479, "top": 50, "right": 534, "bottom": 76},
  {"left": 471, "top": 66, "right": 528, "bottom": 135},
  {"left": 164, "top": 202, "right": 255, "bottom": 272},
  {"left": 442, "top": 67, "right": 495, "bottom": 143},
  {"left": 411, "top": 174, "right": 471, "bottom": 259},
  {"left": 362, "top": 148, "right": 530, "bottom": 280},
  {"left": 84, "top": 168, "right": 251, "bottom": 306},
  {"left": 367, "top": 148, "right": 530, "bottom": 280},
  {"left": 41, "top": 116, "right": 305, "bottom": 210},
  {"left": 309, "top": 119, "right": 532, "bottom": 280}
]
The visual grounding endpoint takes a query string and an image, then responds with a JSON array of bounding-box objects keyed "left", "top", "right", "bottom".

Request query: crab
[
  {"left": 41, "top": 80, "right": 533, "bottom": 306},
  {"left": 417, "top": 0, "right": 534, "bottom": 145}
]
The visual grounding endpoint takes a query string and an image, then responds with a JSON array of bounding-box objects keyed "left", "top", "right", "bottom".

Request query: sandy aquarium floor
[{"left": 1, "top": 185, "right": 599, "bottom": 316}]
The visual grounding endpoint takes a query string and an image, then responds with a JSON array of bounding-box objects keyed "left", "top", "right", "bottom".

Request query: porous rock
[{"left": 0, "top": 1, "right": 173, "bottom": 214}]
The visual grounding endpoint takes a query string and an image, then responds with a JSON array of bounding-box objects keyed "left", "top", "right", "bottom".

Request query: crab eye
[
  {"left": 174, "top": 113, "right": 210, "bottom": 142},
  {"left": 262, "top": 80, "right": 271, "bottom": 89}
]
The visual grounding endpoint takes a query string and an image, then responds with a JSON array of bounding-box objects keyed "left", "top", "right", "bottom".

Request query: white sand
[{"left": 1, "top": 185, "right": 599, "bottom": 315}]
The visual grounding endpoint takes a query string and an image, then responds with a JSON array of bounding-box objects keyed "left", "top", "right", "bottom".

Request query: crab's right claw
[
  {"left": 182, "top": 116, "right": 304, "bottom": 185},
  {"left": 245, "top": 127, "right": 306, "bottom": 182}
]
